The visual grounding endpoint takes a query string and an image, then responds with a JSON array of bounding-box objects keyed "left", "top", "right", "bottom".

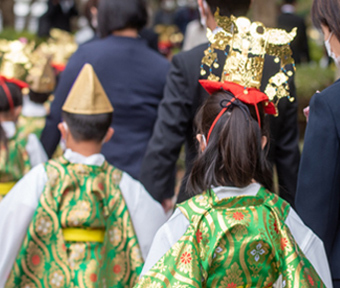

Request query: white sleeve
[
  {"left": 0, "top": 164, "right": 47, "bottom": 287},
  {"left": 25, "top": 134, "right": 48, "bottom": 167},
  {"left": 119, "top": 172, "right": 167, "bottom": 261},
  {"left": 285, "top": 208, "right": 333, "bottom": 288},
  {"left": 140, "top": 208, "right": 190, "bottom": 277}
]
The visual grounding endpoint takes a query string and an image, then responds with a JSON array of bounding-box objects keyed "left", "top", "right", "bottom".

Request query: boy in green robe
[{"left": 0, "top": 63, "right": 166, "bottom": 287}]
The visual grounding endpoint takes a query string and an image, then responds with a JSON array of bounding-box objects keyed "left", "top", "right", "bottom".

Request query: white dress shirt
[{"left": 21, "top": 96, "right": 48, "bottom": 117}]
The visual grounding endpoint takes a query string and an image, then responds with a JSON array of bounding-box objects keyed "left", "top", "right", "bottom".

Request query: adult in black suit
[
  {"left": 296, "top": 0, "right": 340, "bottom": 285},
  {"left": 277, "top": 0, "right": 310, "bottom": 64},
  {"left": 38, "top": 0, "right": 78, "bottom": 37},
  {"left": 140, "top": 0, "right": 300, "bottom": 209},
  {"left": 40, "top": 0, "right": 170, "bottom": 180}
]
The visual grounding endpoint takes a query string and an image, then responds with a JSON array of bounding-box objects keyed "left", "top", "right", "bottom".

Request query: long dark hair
[
  {"left": 0, "top": 82, "right": 23, "bottom": 150},
  {"left": 311, "top": 0, "right": 340, "bottom": 42},
  {"left": 187, "top": 91, "right": 273, "bottom": 195}
]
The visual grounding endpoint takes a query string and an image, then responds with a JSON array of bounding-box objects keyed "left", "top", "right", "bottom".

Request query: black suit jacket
[
  {"left": 140, "top": 43, "right": 300, "bottom": 204},
  {"left": 41, "top": 36, "right": 170, "bottom": 179},
  {"left": 277, "top": 13, "right": 310, "bottom": 64},
  {"left": 296, "top": 79, "right": 340, "bottom": 282}
]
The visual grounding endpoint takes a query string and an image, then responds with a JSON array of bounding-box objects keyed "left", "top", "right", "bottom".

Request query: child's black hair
[
  {"left": 62, "top": 111, "right": 113, "bottom": 143},
  {"left": 187, "top": 90, "right": 273, "bottom": 195},
  {"left": 0, "top": 83, "right": 23, "bottom": 112},
  {"left": 28, "top": 89, "right": 51, "bottom": 104},
  {"left": 0, "top": 82, "right": 23, "bottom": 150}
]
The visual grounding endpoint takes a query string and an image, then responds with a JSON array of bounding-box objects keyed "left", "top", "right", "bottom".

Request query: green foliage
[
  {"left": 295, "top": 64, "right": 334, "bottom": 102},
  {"left": 295, "top": 64, "right": 335, "bottom": 137},
  {"left": 0, "top": 28, "right": 46, "bottom": 44},
  {"left": 309, "top": 39, "right": 324, "bottom": 63}
]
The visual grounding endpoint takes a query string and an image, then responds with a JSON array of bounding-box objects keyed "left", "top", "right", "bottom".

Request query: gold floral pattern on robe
[{"left": 6, "top": 156, "right": 143, "bottom": 287}]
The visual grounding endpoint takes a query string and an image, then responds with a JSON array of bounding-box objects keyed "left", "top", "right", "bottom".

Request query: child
[
  {"left": 0, "top": 77, "right": 47, "bottom": 201},
  {"left": 135, "top": 13, "right": 332, "bottom": 288},
  {"left": 0, "top": 64, "right": 167, "bottom": 287},
  {"left": 17, "top": 56, "right": 56, "bottom": 140}
]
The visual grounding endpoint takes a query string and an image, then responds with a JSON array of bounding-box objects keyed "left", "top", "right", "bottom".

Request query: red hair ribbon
[
  {"left": 207, "top": 97, "right": 236, "bottom": 143},
  {"left": 200, "top": 80, "right": 276, "bottom": 144},
  {"left": 0, "top": 76, "right": 14, "bottom": 111}
]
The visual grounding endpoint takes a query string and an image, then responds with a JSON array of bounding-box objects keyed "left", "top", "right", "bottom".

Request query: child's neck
[
  {"left": 67, "top": 139, "right": 102, "bottom": 157},
  {"left": 0, "top": 114, "right": 16, "bottom": 123}
]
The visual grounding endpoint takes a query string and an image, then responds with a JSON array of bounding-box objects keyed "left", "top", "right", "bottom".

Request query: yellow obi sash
[
  {"left": 62, "top": 228, "right": 105, "bottom": 243},
  {"left": 0, "top": 182, "right": 16, "bottom": 196}
]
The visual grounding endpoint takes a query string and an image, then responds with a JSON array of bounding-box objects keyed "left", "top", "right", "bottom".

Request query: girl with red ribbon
[{"left": 0, "top": 77, "right": 47, "bottom": 201}]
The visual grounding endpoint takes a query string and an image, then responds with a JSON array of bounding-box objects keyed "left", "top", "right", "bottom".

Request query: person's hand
[
  {"left": 162, "top": 198, "right": 174, "bottom": 213},
  {"left": 303, "top": 106, "right": 310, "bottom": 122}
]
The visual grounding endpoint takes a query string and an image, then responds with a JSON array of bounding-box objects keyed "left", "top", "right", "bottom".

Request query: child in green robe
[
  {"left": 0, "top": 64, "right": 166, "bottom": 287},
  {"left": 17, "top": 56, "right": 56, "bottom": 141},
  {"left": 0, "top": 77, "right": 47, "bottom": 201},
  {"left": 134, "top": 11, "right": 332, "bottom": 288}
]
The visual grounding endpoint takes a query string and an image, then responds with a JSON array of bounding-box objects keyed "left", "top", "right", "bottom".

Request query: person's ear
[
  {"left": 13, "top": 106, "right": 22, "bottom": 119},
  {"left": 196, "top": 133, "right": 207, "bottom": 152},
  {"left": 261, "top": 135, "right": 267, "bottom": 150},
  {"left": 58, "top": 122, "right": 68, "bottom": 140},
  {"left": 103, "top": 127, "right": 114, "bottom": 143}
]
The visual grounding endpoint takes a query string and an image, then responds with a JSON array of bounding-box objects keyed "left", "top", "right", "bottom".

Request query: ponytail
[{"left": 187, "top": 91, "right": 273, "bottom": 195}]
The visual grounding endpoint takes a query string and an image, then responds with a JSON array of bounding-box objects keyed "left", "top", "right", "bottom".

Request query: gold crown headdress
[
  {"left": 0, "top": 40, "right": 34, "bottom": 90},
  {"left": 200, "top": 9, "right": 297, "bottom": 115},
  {"left": 26, "top": 55, "right": 56, "bottom": 94},
  {"left": 35, "top": 29, "right": 78, "bottom": 72}
]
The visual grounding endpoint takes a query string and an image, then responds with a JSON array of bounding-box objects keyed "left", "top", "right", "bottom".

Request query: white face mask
[
  {"left": 325, "top": 32, "right": 340, "bottom": 67},
  {"left": 199, "top": 0, "right": 208, "bottom": 28}
]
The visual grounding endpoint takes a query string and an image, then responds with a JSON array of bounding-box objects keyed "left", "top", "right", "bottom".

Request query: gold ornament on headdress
[
  {"left": 34, "top": 29, "right": 78, "bottom": 68},
  {"left": 0, "top": 40, "right": 34, "bottom": 83},
  {"left": 62, "top": 63, "right": 113, "bottom": 115},
  {"left": 201, "top": 9, "right": 297, "bottom": 109},
  {"left": 26, "top": 56, "right": 56, "bottom": 93}
]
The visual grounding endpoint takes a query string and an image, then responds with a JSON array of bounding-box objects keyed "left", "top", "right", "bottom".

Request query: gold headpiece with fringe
[
  {"left": 62, "top": 63, "right": 113, "bottom": 115},
  {"left": 0, "top": 40, "right": 34, "bottom": 83},
  {"left": 201, "top": 9, "right": 297, "bottom": 109},
  {"left": 26, "top": 56, "right": 56, "bottom": 93}
]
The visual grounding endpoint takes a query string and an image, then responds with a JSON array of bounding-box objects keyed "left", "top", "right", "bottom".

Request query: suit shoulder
[
  {"left": 174, "top": 43, "right": 208, "bottom": 63},
  {"left": 314, "top": 80, "right": 340, "bottom": 105}
]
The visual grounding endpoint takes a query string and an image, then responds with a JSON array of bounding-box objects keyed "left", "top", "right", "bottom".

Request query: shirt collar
[
  {"left": 281, "top": 4, "right": 295, "bottom": 14},
  {"left": 1, "top": 121, "right": 16, "bottom": 139},
  {"left": 21, "top": 96, "right": 48, "bottom": 117},
  {"left": 212, "top": 183, "right": 261, "bottom": 199},
  {"left": 64, "top": 149, "right": 106, "bottom": 166}
]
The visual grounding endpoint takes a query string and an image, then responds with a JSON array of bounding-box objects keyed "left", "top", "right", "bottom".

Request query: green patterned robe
[
  {"left": 0, "top": 131, "right": 31, "bottom": 202},
  {"left": 6, "top": 157, "right": 144, "bottom": 288},
  {"left": 135, "top": 188, "right": 324, "bottom": 288},
  {"left": 17, "top": 115, "right": 46, "bottom": 140}
]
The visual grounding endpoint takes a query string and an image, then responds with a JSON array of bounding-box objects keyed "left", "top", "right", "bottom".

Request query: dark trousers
[{"left": 334, "top": 280, "right": 340, "bottom": 288}]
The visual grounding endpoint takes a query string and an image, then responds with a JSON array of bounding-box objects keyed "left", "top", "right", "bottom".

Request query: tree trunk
[
  {"left": 0, "top": 0, "right": 15, "bottom": 28},
  {"left": 24, "top": 0, "right": 38, "bottom": 30},
  {"left": 252, "top": 0, "right": 277, "bottom": 27}
]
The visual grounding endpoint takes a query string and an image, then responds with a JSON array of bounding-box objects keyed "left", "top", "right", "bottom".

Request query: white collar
[
  {"left": 281, "top": 4, "right": 295, "bottom": 14},
  {"left": 21, "top": 96, "right": 48, "bottom": 117},
  {"left": 212, "top": 183, "right": 261, "bottom": 199},
  {"left": 1, "top": 121, "right": 16, "bottom": 139},
  {"left": 212, "top": 26, "right": 224, "bottom": 35},
  {"left": 64, "top": 149, "right": 106, "bottom": 166}
]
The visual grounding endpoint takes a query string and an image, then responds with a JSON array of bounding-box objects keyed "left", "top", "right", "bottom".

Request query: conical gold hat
[
  {"left": 26, "top": 57, "right": 56, "bottom": 93},
  {"left": 62, "top": 63, "right": 113, "bottom": 114}
]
